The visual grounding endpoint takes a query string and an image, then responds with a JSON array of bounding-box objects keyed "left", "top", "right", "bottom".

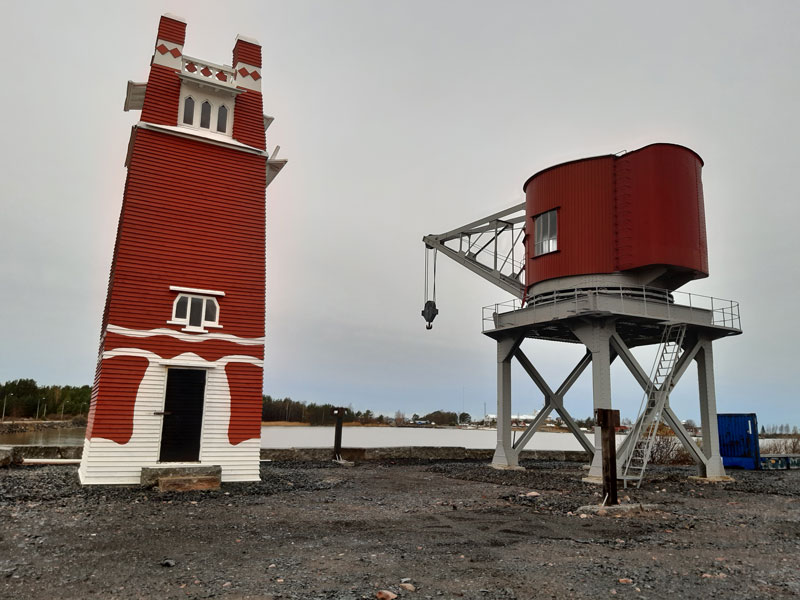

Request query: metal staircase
[{"left": 622, "top": 323, "right": 687, "bottom": 488}]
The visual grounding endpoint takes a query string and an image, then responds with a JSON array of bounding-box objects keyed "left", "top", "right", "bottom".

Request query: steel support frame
[
  {"left": 492, "top": 336, "right": 595, "bottom": 469},
  {"left": 609, "top": 331, "right": 726, "bottom": 478},
  {"left": 611, "top": 333, "right": 706, "bottom": 469},
  {"left": 491, "top": 320, "right": 727, "bottom": 481},
  {"left": 571, "top": 319, "right": 616, "bottom": 479}
]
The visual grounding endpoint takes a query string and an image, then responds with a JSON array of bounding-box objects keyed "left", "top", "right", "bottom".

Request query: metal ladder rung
[{"left": 622, "top": 323, "right": 687, "bottom": 488}]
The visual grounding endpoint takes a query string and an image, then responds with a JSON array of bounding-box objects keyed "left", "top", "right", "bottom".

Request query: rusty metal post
[
  {"left": 331, "top": 407, "right": 345, "bottom": 460},
  {"left": 595, "top": 408, "right": 620, "bottom": 505}
]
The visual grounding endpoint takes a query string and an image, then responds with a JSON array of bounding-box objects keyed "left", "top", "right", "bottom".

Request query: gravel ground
[{"left": 1, "top": 460, "right": 798, "bottom": 599}]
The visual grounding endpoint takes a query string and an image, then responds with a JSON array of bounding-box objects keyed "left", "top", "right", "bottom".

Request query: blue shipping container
[{"left": 718, "top": 413, "right": 760, "bottom": 470}]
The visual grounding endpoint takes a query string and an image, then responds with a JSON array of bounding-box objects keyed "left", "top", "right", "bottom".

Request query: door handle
[{"left": 153, "top": 411, "right": 172, "bottom": 416}]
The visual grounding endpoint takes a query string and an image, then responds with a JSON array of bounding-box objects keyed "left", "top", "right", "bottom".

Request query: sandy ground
[{"left": 1, "top": 460, "right": 798, "bottom": 599}]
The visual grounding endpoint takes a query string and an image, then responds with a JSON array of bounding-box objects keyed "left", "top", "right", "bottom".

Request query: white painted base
[
  {"left": 79, "top": 350, "right": 262, "bottom": 485},
  {"left": 78, "top": 436, "right": 261, "bottom": 485}
]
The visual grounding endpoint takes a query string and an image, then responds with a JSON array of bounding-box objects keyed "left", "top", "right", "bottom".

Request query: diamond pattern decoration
[
  {"left": 186, "top": 62, "right": 197, "bottom": 73},
  {"left": 216, "top": 72, "right": 227, "bottom": 82},
  {"left": 156, "top": 44, "right": 169, "bottom": 55},
  {"left": 235, "top": 66, "right": 262, "bottom": 81},
  {"left": 200, "top": 66, "right": 212, "bottom": 77},
  {"left": 169, "top": 47, "right": 182, "bottom": 58}
]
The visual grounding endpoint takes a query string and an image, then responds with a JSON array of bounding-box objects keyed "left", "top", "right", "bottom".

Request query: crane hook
[
  {"left": 422, "top": 246, "right": 439, "bottom": 330},
  {"left": 422, "top": 299, "right": 438, "bottom": 330}
]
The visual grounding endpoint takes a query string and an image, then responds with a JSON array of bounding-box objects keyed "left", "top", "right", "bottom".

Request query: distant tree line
[
  {"left": 1, "top": 379, "right": 91, "bottom": 420},
  {"left": 261, "top": 396, "right": 391, "bottom": 426},
  {"left": 761, "top": 424, "right": 800, "bottom": 436},
  {"left": 408, "top": 411, "right": 472, "bottom": 426}
]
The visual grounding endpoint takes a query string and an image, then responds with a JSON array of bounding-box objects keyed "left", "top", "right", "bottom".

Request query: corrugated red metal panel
[
  {"left": 157, "top": 15, "right": 186, "bottom": 46},
  {"left": 89, "top": 126, "right": 266, "bottom": 443},
  {"left": 232, "top": 90, "right": 266, "bottom": 149},
  {"left": 524, "top": 144, "right": 708, "bottom": 293},
  {"left": 233, "top": 39, "right": 262, "bottom": 67},
  {"left": 226, "top": 363, "right": 263, "bottom": 444},
  {"left": 525, "top": 157, "right": 615, "bottom": 289},
  {"left": 87, "top": 355, "right": 149, "bottom": 443},
  {"left": 106, "top": 128, "right": 266, "bottom": 338},
  {"left": 616, "top": 145, "right": 708, "bottom": 279},
  {"left": 141, "top": 64, "right": 180, "bottom": 126}
]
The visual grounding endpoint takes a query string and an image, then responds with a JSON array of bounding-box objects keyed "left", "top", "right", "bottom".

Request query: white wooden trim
[
  {"left": 139, "top": 123, "right": 267, "bottom": 155},
  {"left": 235, "top": 34, "right": 260, "bottom": 46},
  {"left": 106, "top": 324, "right": 264, "bottom": 346},
  {"left": 79, "top": 350, "right": 263, "bottom": 485},
  {"left": 170, "top": 285, "right": 225, "bottom": 296},
  {"left": 102, "top": 347, "right": 263, "bottom": 367}
]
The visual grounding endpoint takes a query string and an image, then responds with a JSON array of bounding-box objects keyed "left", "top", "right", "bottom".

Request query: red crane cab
[{"left": 524, "top": 143, "right": 708, "bottom": 300}]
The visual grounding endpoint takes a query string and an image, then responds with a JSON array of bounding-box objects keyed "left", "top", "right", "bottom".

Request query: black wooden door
[{"left": 159, "top": 369, "right": 206, "bottom": 462}]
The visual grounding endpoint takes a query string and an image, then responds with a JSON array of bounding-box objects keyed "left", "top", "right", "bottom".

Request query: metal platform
[{"left": 483, "top": 285, "right": 741, "bottom": 346}]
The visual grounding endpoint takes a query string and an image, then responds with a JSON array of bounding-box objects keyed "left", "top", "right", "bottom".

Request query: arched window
[
  {"left": 200, "top": 101, "right": 212, "bottom": 129},
  {"left": 183, "top": 97, "right": 195, "bottom": 125},
  {"left": 217, "top": 105, "right": 228, "bottom": 133},
  {"left": 170, "top": 293, "right": 221, "bottom": 332}
]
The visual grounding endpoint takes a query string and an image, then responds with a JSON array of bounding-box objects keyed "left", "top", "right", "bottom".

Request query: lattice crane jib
[{"left": 421, "top": 203, "right": 526, "bottom": 329}]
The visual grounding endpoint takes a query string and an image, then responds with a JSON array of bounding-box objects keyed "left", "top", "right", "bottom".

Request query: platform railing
[
  {"left": 482, "top": 285, "right": 741, "bottom": 332},
  {"left": 182, "top": 56, "right": 237, "bottom": 86}
]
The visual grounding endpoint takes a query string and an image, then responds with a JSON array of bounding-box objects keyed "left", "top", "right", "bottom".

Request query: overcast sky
[{"left": 1, "top": 1, "right": 799, "bottom": 427}]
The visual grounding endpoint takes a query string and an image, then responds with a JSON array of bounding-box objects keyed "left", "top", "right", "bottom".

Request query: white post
[
  {"left": 573, "top": 321, "right": 614, "bottom": 481},
  {"left": 492, "top": 335, "right": 521, "bottom": 468},
  {"left": 697, "top": 338, "right": 726, "bottom": 478}
]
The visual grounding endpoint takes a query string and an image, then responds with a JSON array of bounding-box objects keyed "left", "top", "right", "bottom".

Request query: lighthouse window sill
[{"left": 166, "top": 321, "right": 224, "bottom": 334}]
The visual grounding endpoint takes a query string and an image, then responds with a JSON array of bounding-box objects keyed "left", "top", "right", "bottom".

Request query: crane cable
[{"left": 422, "top": 247, "right": 439, "bottom": 329}]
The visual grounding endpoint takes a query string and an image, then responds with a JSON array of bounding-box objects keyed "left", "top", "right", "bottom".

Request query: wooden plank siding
[{"left": 80, "top": 19, "right": 271, "bottom": 485}]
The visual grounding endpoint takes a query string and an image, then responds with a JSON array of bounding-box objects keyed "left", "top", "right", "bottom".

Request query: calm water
[
  {"left": 2, "top": 425, "right": 738, "bottom": 452},
  {"left": 260, "top": 426, "right": 596, "bottom": 451},
  {"left": 0, "top": 427, "right": 87, "bottom": 446},
  {"left": 0, "top": 425, "right": 593, "bottom": 450}
]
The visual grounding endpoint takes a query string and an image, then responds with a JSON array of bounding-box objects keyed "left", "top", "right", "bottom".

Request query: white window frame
[
  {"left": 533, "top": 209, "right": 558, "bottom": 257},
  {"left": 199, "top": 100, "right": 213, "bottom": 129},
  {"left": 216, "top": 104, "right": 229, "bottom": 133},
  {"left": 182, "top": 96, "right": 195, "bottom": 126},
  {"left": 168, "top": 293, "right": 223, "bottom": 333},
  {"left": 177, "top": 83, "right": 234, "bottom": 137}
]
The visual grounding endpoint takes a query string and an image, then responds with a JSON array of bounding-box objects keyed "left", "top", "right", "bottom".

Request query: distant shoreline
[
  {"left": 261, "top": 421, "right": 391, "bottom": 428},
  {"left": 259, "top": 421, "right": 575, "bottom": 433}
]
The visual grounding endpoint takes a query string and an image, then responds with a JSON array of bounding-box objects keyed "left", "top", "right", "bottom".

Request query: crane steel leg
[
  {"left": 696, "top": 338, "right": 726, "bottom": 478},
  {"left": 491, "top": 334, "right": 523, "bottom": 469},
  {"left": 572, "top": 320, "right": 615, "bottom": 481}
]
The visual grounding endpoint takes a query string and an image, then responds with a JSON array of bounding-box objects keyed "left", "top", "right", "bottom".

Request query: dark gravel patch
[
  {"left": 0, "top": 462, "right": 347, "bottom": 505},
  {"left": 2, "top": 460, "right": 799, "bottom": 599}
]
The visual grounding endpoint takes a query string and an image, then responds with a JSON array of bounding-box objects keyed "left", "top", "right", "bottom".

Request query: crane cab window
[{"left": 533, "top": 210, "right": 558, "bottom": 256}]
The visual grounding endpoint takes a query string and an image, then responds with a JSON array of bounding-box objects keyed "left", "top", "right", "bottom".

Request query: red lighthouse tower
[{"left": 79, "top": 15, "right": 285, "bottom": 485}]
